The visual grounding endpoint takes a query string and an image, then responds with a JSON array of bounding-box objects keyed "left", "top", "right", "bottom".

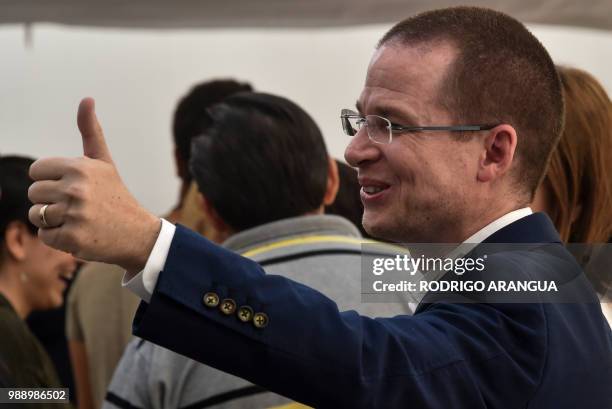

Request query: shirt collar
[
  {"left": 445, "top": 207, "right": 533, "bottom": 261},
  {"left": 464, "top": 207, "right": 533, "bottom": 244}
]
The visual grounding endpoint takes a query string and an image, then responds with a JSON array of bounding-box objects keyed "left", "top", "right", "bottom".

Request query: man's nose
[{"left": 344, "top": 128, "right": 381, "bottom": 167}]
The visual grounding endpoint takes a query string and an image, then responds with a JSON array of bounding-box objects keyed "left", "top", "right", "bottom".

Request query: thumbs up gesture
[{"left": 28, "top": 98, "right": 161, "bottom": 273}]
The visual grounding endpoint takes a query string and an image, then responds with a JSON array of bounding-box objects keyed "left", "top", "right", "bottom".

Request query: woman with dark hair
[
  {"left": 532, "top": 66, "right": 612, "bottom": 323},
  {"left": 0, "top": 155, "right": 76, "bottom": 403}
]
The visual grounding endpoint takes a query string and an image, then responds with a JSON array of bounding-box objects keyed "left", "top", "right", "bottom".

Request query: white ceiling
[{"left": 1, "top": 0, "right": 611, "bottom": 31}]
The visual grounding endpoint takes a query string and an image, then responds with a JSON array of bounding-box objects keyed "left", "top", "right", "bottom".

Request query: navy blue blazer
[{"left": 133, "top": 214, "right": 612, "bottom": 408}]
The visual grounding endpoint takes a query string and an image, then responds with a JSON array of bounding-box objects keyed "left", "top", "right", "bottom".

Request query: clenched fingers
[
  {"left": 28, "top": 180, "right": 66, "bottom": 204},
  {"left": 37, "top": 227, "right": 79, "bottom": 258},
  {"left": 29, "top": 157, "right": 77, "bottom": 181},
  {"left": 28, "top": 203, "right": 67, "bottom": 229}
]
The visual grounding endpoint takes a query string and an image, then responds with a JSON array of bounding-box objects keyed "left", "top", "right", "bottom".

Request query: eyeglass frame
[{"left": 340, "top": 109, "right": 499, "bottom": 144}]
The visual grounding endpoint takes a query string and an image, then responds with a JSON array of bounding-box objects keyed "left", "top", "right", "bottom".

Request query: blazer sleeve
[{"left": 132, "top": 225, "right": 547, "bottom": 408}]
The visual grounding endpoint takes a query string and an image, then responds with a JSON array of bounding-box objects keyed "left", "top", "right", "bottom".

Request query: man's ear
[
  {"left": 3, "top": 221, "right": 29, "bottom": 262},
  {"left": 477, "top": 125, "right": 518, "bottom": 183},
  {"left": 323, "top": 157, "right": 340, "bottom": 206}
]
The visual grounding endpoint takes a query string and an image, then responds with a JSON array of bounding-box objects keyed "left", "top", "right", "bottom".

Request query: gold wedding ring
[{"left": 39, "top": 204, "right": 50, "bottom": 228}]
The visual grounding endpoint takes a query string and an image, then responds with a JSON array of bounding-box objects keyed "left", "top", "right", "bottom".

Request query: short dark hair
[
  {"left": 190, "top": 92, "right": 329, "bottom": 232},
  {"left": 173, "top": 79, "right": 253, "bottom": 182},
  {"left": 0, "top": 156, "right": 37, "bottom": 258},
  {"left": 380, "top": 7, "right": 564, "bottom": 198}
]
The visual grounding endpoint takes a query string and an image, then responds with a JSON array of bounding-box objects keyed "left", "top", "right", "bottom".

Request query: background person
[
  {"left": 0, "top": 155, "right": 75, "bottom": 408},
  {"left": 168, "top": 79, "right": 254, "bottom": 221},
  {"left": 532, "top": 65, "right": 612, "bottom": 323}
]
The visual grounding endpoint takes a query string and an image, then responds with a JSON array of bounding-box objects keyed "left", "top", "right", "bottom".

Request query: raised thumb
[{"left": 78, "top": 97, "right": 112, "bottom": 162}]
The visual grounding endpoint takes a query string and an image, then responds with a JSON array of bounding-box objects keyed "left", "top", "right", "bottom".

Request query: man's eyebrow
[
  {"left": 377, "top": 105, "right": 420, "bottom": 126},
  {"left": 355, "top": 101, "right": 421, "bottom": 125}
]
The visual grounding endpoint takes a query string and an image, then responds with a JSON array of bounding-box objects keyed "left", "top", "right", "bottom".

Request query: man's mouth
[
  {"left": 59, "top": 271, "right": 74, "bottom": 284},
  {"left": 360, "top": 179, "right": 391, "bottom": 200},
  {"left": 363, "top": 186, "right": 386, "bottom": 194}
]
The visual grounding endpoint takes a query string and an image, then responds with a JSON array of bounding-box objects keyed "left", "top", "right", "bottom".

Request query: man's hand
[{"left": 28, "top": 98, "right": 161, "bottom": 274}]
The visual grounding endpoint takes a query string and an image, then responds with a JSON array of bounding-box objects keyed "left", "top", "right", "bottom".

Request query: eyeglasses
[{"left": 340, "top": 109, "right": 497, "bottom": 144}]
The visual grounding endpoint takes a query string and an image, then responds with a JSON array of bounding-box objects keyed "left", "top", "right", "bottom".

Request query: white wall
[{"left": 1, "top": 23, "right": 611, "bottom": 215}]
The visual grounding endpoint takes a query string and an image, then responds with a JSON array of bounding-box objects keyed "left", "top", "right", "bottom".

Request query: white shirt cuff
[{"left": 122, "top": 218, "right": 177, "bottom": 303}]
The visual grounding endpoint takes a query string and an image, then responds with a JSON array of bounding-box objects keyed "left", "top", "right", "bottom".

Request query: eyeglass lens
[{"left": 345, "top": 115, "right": 391, "bottom": 144}]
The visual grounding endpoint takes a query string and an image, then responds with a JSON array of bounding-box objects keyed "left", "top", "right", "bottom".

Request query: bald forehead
[
  {"left": 367, "top": 41, "right": 457, "bottom": 91},
  {"left": 358, "top": 41, "right": 458, "bottom": 121}
]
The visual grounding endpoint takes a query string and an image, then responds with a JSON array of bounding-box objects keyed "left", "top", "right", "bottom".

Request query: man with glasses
[
  {"left": 26, "top": 6, "right": 612, "bottom": 408},
  {"left": 341, "top": 109, "right": 497, "bottom": 143}
]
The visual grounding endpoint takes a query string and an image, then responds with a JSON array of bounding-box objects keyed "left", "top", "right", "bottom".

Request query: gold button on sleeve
[
  {"left": 237, "top": 306, "right": 254, "bottom": 322},
  {"left": 203, "top": 292, "right": 220, "bottom": 308},
  {"left": 220, "top": 298, "right": 237, "bottom": 315},
  {"left": 253, "top": 312, "right": 269, "bottom": 329}
]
